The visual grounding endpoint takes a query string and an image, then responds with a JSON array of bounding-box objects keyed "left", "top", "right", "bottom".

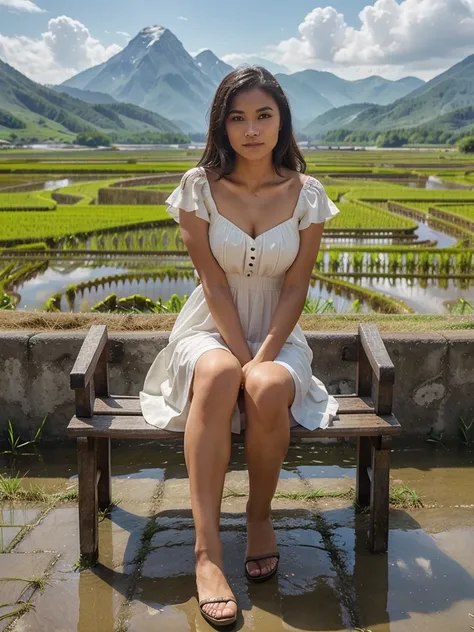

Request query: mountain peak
[
  {"left": 138, "top": 25, "right": 168, "bottom": 48},
  {"left": 196, "top": 50, "right": 219, "bottom": 62}
]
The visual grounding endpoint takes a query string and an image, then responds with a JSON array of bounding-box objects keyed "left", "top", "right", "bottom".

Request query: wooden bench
[{"left": 67, "top": 323, "right": 401, "bottom": 565}]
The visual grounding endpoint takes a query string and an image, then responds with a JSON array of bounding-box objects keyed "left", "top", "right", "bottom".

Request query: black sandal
[
  {"left": 198, "top": 596, "right": 238, "bottom": 627},
  {"left": 244, "top": 552, "right": 280, "bottom": 583}
]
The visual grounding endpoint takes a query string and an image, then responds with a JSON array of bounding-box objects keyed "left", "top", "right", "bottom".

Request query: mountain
[
  {"left": 62, "top": 26, "right": 216, "bottom": 133},
  {"left": 334, "top": 54, "right": 474, "bottom": 132},
  {"left": 275, "top": 73, "right": 335, "bottom": 128},
  {"left": 0, "top": 58, "right": 184, "bottom": 142},
  {"left": 61, "top": 25, "right": 424, "bottom": 133},
  {"left": 52, "top": 85, "right": 118, "bottom": 105},
  {"left": 304, "top": 103, "right": 373, "bottom": 137},
  {"left": 275, "top": 70, "right": 424, "bottom": 129},
  {"left": 194, "top": 50, "right": 233, "bottom": 85}
]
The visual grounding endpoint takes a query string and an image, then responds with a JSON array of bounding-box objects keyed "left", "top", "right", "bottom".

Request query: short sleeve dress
[{"left": 139, "top": 166, "right": 341, "bottom": 434}]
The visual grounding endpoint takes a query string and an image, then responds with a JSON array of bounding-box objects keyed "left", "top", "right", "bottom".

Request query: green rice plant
[
  {"left": 0, "top": 204, "right": 172, "bottom": 246},
  {"left": 0, "top": 192, "right": 56, "bottom": 210},
  {"left": 303, "top": 297, "right": 337, "bottom": 313},
  {"left": 0, "top": 291, "right": 14, "bottom": 310},
  {"left": 3, "top": 416, "right": 47, "bottom": 455},
  {"left": 459, "top": 416, "right": 474, "bottom": 447},
  {"left": 448, "top": 298, "right": 474, "bottom": 314},
  {"left": 0, "top": 161, "right": 197, "bottom": 174},
  {"left": 43, "top": 293, "right": 62, "bottom": 312},
  {"left": 389, "top": 485, "right": 423, "bottom": 509},
  {"left": 355, "top": 189, "right": 474, "bottom": 203},
  {"left": 0, "top": 472, "right": 23, "bottom": 498},
  {"left": 328, "top": 201, "right": 417, "bottom": 230},
  {"left": 426, "top": 428, "right": 448, "bottom": 450}
]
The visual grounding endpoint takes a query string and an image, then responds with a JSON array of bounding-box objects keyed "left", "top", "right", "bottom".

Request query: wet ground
[{"left": 0, "top": 441, "right": 473, "bottom": 632}]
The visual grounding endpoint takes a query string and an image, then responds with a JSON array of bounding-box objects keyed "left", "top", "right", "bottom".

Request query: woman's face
[{"left": 224, "top": 88, "right": 281, "bottom": 160}]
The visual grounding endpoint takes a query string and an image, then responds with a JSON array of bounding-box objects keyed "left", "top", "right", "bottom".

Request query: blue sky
[
  {"left": 1, "top": 0, "right": 374, "bottom": 53},
  {"left": 1, "top": 0, "right": 474, "bottom": 85}
]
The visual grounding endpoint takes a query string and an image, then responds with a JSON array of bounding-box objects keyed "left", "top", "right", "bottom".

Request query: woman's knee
[
  {"left": 244, "top": 363, "right": 292, "bottom": 415},
  {"left": 190, "top": 350, "right": 241, "bottom": 402}
]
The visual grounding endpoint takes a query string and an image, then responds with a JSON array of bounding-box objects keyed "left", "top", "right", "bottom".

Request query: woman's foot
[
  {"left": 195, "top": 550, "right": 237, "bottom": 622},
  {"left": 245, "top": 508, "right": 279, "bottom": 579}
]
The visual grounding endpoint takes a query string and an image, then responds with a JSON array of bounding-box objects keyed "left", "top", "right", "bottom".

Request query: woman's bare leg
[
  {"left": 185, "top": 349, "right": 241, "bottom": 620},
  {"left": 244, "top": 362, "right": 295, "bottom": 578}
]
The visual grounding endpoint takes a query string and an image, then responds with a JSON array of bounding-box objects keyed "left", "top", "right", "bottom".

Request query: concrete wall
[{"left": 1, "top": 331, "right": 473, "bottom": 438}]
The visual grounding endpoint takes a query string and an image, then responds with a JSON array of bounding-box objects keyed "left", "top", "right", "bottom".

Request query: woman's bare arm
[
  {"left": 179, "top": 206, "right": 253, "bottom": 367},
  {"left": 253, "top": 221, "right": 325, "bottom": 363}
]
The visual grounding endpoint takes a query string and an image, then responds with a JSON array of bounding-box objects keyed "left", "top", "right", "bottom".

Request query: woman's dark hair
[{"left": 196, "top": 65, "right": 306, "bottom": 178}]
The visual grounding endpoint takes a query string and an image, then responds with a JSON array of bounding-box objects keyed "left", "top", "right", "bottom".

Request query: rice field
[{"left": 1, "top": 148, "right": 474, "bottom": 314}]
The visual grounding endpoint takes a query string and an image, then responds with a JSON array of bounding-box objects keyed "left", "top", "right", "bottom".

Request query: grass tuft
[{"left": 389, "top": 485, "right": 423, "bottom": 509}]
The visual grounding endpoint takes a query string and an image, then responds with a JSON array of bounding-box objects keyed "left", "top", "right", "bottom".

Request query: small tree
[
  {"left": 76, "top": 131, "right": 111, "bottom": 147},
  {"left": 459, "top": 136, "right": 474, "bottom": 153}
]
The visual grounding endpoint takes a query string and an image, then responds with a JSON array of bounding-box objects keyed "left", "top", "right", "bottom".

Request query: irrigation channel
[{"left": 1, "top": 172, "right": 473, "bottom": 314}]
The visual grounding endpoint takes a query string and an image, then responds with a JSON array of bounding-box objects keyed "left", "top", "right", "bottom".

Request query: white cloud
[
  {"left": 117, "top": 31, "right": 130, "bottom": 38},
  {"left": 233, "top": 0, "right": 474, "bottom": 80},
  {"left": 0, "top": 0, "right": 44, "bottom": 13},
  {"left": 0, "top": 15, "right": 122, "bottom": 84},
  {"left": 177, "top": 16, "right": 187, "bottom": 21}
]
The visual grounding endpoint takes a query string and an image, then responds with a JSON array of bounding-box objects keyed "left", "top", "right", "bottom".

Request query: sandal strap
[
  {"left": 245, "top": 552, "right": 280, "bottom": 564},
  {"left": 199, "top": 596, "right": 237, "bottom": 607}
]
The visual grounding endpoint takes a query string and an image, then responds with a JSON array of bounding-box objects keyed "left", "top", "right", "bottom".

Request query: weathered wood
[
  {"left": 359, "top": 324, "right": 395, "bottom": 384},
  {"left": 96, "top": 438, "right": 112, "bottom": 510},
  {"left": 70, "top": 325, "right": 108, "bottom": 389},
  {"left": 68, "top": 412, "right": 402, "bottom": 439},
  {"left": 369, "top": 436, "right": 391, "bottom": 553},
  {"left": 77, "top": 437, "right": 98, "bottom": 565},
  {"left": 75, "top": 382, "right": 95, "bottom": 418},
  {"left": 372, "top": 379, "right": 394, "bottom": 416},
  {"left": 356, "top": 337, "right": 373, "bottom": 397},
  {"left": 94, "top": 338, "right": 109, "bottom": 396},
  {"left": 93, "top": 394, "right": 376, "bottom": 416},
  {"left": 356, "top": 437, "right": 372, "bottom": 507}
]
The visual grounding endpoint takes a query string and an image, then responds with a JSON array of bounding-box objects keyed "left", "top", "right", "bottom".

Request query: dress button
[
  {"left": 250, "top": 256, "right": 255, "bottom": 260},
  {"left": 247, "top": 273, "right": 251, "bottom": 277},
  {"left": 250, "top": 247, "right": 255, "bottom": 251},
  {"left": 249, "top": 263, "right": 253, "bottom": 266}
]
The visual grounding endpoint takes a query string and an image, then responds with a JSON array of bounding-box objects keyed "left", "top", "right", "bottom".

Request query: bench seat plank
[
  {"left": 68, "top": 412, "right": 401, "bottom": 439},
  {"left": 93, "top": 394, "right": 376, "bottom": 416}
]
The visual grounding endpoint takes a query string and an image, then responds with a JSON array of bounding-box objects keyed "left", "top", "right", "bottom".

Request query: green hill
[
  {"left": 304, "top": 103, "right": 373, "bottom": 137},
  {"left": 338, "top": 54, "right": 474, "bottom": 132},
  {"left": 0, "top": 58, "right": 186, "bottom": 143}
]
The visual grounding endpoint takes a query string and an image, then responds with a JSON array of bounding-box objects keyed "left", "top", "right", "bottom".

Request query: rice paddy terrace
[{"left": 1, "top": 147, "right": 474, "bottom": 316}]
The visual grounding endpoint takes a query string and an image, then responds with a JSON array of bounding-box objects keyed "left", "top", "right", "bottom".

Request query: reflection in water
[
  {"left": 42, "top": 178, "right": 75, "bottom": 191},
  {"left": 1, "top": 442, "right": 473, "bottom": 630},
  {"left": 348, "top": 275, "right": 474, "bottom": 314}
]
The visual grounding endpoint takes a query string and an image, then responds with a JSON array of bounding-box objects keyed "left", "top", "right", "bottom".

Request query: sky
[{"left": 1, "top": 0, "right": 474, "bottom": 85}]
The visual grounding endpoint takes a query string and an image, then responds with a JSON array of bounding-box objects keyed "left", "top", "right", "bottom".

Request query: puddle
[{"left": 1, "top": 440, "right": 473, "bottom": 631}]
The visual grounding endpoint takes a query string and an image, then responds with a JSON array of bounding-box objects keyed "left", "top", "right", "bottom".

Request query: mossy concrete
[{"left": 1, "top": 330, "right": 473, "bottom": 437}]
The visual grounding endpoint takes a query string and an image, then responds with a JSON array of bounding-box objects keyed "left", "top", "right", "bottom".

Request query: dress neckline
[{"left": 198, "top": 166, "right": 311, "bottom": 242}]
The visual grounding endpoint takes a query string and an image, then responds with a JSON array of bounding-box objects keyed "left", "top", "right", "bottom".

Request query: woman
[{"left": 140, "top": 65, "right": 340, "bottom": 627}]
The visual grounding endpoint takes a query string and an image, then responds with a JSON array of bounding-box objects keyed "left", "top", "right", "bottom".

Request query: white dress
[{"left": 140, "top": 166, "right": 341, "bottom": 434}]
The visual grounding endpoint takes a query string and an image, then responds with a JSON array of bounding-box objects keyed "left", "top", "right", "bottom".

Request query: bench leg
[
  {"left": 369, "top": 436, "right": 391, "bottom": 554},
  {"left": 77, "top": 437, "right": 99, "bottom": 565},
  {"left": 356, "top": 436, "right": 371, "bottom": 508},
  {"left": 97, "top": 438, "right": 112, "bottom": 511}
]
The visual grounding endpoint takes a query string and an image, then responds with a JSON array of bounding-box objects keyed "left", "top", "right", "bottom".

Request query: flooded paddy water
[
  {"left": 0, "top": 440, "right": 473, "bottom": 631},
  {"left": 2, "top": 216, "right": 469, "bottom": 313},
  {"left": 2, "top": 169, "right": 474, "bottom": 314}
]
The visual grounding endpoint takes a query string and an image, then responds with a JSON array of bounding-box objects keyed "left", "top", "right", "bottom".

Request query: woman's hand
[{"left": 240, "top": 358, "right": 261, "bottom": 391}]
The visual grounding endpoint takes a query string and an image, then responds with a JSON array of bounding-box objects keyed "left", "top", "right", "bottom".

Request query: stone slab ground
[{"left": 0, "top": 443, "right": 473, "bottom": 632}]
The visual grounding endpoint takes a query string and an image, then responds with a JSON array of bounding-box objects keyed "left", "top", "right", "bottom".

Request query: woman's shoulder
[{"left": 180, "top": 165, "right": 206, "bottom": 188}]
